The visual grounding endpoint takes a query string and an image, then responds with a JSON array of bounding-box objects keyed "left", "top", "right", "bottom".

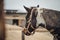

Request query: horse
[
  {"left": 22, "top": 5, "right": 60, "bottom": 40},
  {"left": 0, "top": 0, "right": 5, "bottom": 40}
]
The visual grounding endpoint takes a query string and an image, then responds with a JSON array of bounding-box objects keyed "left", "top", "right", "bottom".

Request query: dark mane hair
[{"left": 0, "top": 0, "right": 5, "bottom": 40}]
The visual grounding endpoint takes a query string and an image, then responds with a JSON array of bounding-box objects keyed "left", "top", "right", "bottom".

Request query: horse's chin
[
  {"left": 22, "top": 29, "right": 31, "bottom": 36},
  {"left": 38, "top": 23, "right": 46, "bottom": 28},
  {"left": 25, "top": 32, "right": 31, "bottom": 36},
  {"left": 22, "top": 31, "right": 31, "bottom": 36}
]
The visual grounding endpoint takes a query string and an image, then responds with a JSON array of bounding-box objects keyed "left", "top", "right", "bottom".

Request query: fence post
[
  {"left": 0, "top": 0, "right": 5, "bottom": 40},
  {"left": 22, "top": 31, "right": 25, "bottom": 40}
]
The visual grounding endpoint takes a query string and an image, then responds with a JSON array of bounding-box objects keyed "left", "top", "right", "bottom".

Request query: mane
[
  {"left": 0, "top": 0, "right": 5, "bottom": 40},
  {"left": 36, "top": 8, "right": 46, "bottom": 26}
]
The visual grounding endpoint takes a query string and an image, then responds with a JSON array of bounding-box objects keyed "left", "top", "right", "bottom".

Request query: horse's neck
[{"left": 36, "top": 8, "right": 46, "bottom": 26}]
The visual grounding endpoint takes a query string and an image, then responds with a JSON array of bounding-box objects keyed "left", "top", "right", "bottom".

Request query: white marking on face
[{"left": 36, "top": 8, "right": 46, "bottom": 26}]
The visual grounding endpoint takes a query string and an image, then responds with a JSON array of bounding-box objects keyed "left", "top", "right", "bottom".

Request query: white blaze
[{"left": 36, "top": 8, "right": 46, "bottom": 26}]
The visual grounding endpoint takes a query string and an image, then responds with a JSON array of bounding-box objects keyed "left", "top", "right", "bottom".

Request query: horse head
[{"left": 22, "top": 5, "right": 46, "bottom": 36}]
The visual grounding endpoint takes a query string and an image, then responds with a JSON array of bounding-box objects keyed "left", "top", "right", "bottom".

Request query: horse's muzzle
[
  {"left": 22, "top": 28, "right": 35, "bottom": 36},
  {"left": 22, "top": 28, "right": 31, "bottom": 36}
]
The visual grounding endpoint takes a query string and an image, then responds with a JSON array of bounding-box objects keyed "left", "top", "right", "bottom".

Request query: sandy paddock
[{"left": 5, "top": 24, "right": 53, "bottom": 40}]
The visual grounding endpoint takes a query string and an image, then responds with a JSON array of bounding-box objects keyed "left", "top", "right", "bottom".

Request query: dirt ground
[
  {"left": 5, "top": 24, "right": 53, "bottom": 40},
  {"left": 25, "top": 32, "right": 53, "bottom": 40}
]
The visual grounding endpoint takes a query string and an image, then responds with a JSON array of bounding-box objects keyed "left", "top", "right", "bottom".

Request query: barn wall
[{"left": 5, "top": 14, "right": 26, "bottom": 27}]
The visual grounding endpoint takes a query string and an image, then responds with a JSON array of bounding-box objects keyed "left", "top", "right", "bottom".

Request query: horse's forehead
[{"left": 26, "top": 8, "right": 39, "bottom": 17}]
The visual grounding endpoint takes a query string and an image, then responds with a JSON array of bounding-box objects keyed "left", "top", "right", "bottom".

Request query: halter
[{"left": 23, "top": 8, "right": 36, "bottom": 35}]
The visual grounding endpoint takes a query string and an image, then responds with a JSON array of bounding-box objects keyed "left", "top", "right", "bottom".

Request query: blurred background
[
  {"left": 4, "top": 0, "right": 60, "bottom": 27},
  {"left": 4, "top": 0, "right": 60, "bottom": 40}
]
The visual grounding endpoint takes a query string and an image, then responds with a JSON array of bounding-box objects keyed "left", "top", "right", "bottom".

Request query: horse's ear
[
  {"left": 37, "top": 5, "right": 39, "bottom": 8},
  {"left": 23, "top": 5, "right": 30, "bottom": 12}
]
